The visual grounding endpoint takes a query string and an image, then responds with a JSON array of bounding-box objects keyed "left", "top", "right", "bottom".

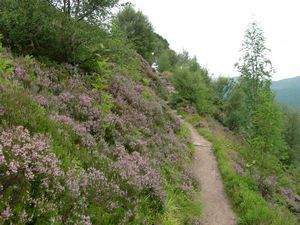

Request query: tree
[
  {"left": 157, "top": 50, "right": 172, "bottom": 72},
  {"left": 248, "top": 86, "right": 289, "bottom": 197},
  {"left": 48, "top": 0, "right": 119, "bottom": 25},
  {"left": 0, "top": 0, "right": 116, "bottom": 65},
  {"left": 223, "top": 81, "right": 248, "bottom": 130},
  {"left": 172, "top": 67, "right": 212, "bottom": 113},
  {"left": 235, "top": 22, "right": 287, "bottom": 189},
  {"left": 152, "top": 33, "right": 169, "bottom": 58},
  {"left": 282, "top": 107, "right": 300, "bottom": 165},
  {"left": 236, "top": 21, "right": 275, "bottom": 122},
  {"left": 114, "top": 5, "right": 155, "bottom": 62}
]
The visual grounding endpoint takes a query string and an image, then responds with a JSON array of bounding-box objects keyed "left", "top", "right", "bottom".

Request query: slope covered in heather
[
  {"left": 0, "top": 0, "right": 204, "bottom": 222},
  {"left": 1, "top": 1, "right": 300, "bottom": 225},
  {"left": 0, "top": 41, "right": 202, "bottom": 224}
]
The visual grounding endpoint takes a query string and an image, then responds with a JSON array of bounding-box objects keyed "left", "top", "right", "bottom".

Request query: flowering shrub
[
  {"left": 114, "top": 145, "right": 164, "bottom": 200},
  {"left": 0, "top": 52, "right": 200, "bottom": 224},
  {"left": 50, "top": 114, "right": 97, "bottom": 149},
  {"left": 79, "top": 94, "right": 93, "bottom": 108},
  {"left": 109, "top": 75, "right": 162, "bottom": 116},
  {"left": 14, "top": 67, "right": 26, "bottom": 79},
  {"left": 35, "top": 94, "right": 49, "bottom": 108},
  {"left": 0, "top": 126, "right": 64, "bottom": 223}
]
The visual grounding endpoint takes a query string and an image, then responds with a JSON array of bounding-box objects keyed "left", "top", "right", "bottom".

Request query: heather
[
  {"left": 1, "top": 0, "right": 299, "bottom": 224},
  {"left": 0, "top": 37, "right": 200, "bottom": 224}
]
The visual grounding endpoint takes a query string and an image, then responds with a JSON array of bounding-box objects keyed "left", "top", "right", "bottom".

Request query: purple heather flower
[
  {"left": 79, "top": 94, "right": 93, "bottom": 108},
  {"left": 35, "top": 95, "right": 49, "bottom": 108},
  {"left": 14, "top": 67, "right": 26, "bottom": 79},
  {"left": 134, "top": 84, "right": 144, "bottom": 93},
  {"left": 9, "top": 161, "right": 18, "bottom": 174},
  {"left": 51, "top": 114, "right": 75, "bottom": 126},
  {"left": 0, "top": 145, "right": 5, "bottom": 165},
  {"left": 1, "top": 205, "right": 11, "bottom": 220},
  {"left": 58, "top": 92, "right": 73, "bottom": 103},
  {"left": 80, "top": 215, "right": 92, "bottom": 225}
]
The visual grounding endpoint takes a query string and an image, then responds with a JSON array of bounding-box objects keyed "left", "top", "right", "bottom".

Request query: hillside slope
[
  {"left": 272, "top": 76, "right": 300, "bottom": 110},
  {"left": 0, "top": 45, "right": 201, "bottom": 224}
]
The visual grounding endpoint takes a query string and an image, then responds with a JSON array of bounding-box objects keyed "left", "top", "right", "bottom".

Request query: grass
[
  {"left": 160, "top": 121, "right": 202, "bottom": 225},
  {"left": 162, "top": 187, "right": 201, "bottom": 225},
  {"left": 181, "top": 112, "right": 299, "bottom": 225}
]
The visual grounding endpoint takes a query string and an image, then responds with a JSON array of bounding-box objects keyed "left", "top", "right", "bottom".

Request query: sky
[{"left": 122, "top": 0, "right": 300, "bottom": 81}]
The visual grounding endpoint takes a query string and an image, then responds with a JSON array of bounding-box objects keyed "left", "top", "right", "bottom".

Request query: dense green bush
[
  {"left": 0, "top": 0, "right": 111, "bottom": 67},
  {"left": 282, "top": 107, "right": 300, "bottom": 166},
  {"left": 172, "top": 67, "right": 212, "bottom": 113},
  {"left": 157, "top": 50, "right": 172, "bottom": 72},
  {"left": 114, "top": 5, "right": 156, "bottom": 62}
]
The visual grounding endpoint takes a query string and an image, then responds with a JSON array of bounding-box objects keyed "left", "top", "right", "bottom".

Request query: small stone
[{"left": 195, "top": 121, "right": 207, "bottom": 128}]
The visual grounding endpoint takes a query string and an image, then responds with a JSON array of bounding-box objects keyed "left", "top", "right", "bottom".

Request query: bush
[
  {"left": 114, "top": 5, "right": 156, "bottom": 62},
  {"left": 172, "top": 67, "right": 212, "bottom": 113},
  {"left": 0, "top": 0, "right": 109, "bottom": 66},
  {"left": 0, "top": 126, "right": 64, "bottom": 224},
  {"left": 157, "top": 50, "right": 172, "bottom": 72},
  {"left": 0, "top": 86, "right": 51, "bottom": 133}
]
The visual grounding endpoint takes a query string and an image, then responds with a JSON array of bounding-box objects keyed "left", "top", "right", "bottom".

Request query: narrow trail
[{"left": 185, "top": 121, "right": 237, "bottom": 225}]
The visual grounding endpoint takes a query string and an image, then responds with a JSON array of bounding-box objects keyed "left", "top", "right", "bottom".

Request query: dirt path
[{"left": 185, "top": 122, "right": 237, "bottom": 225}]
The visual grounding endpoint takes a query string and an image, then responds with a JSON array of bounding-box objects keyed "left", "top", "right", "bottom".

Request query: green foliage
[
  {"left": 0, "top": 86, "right": 50, "bottom": 133},
  {"left": 282, "top": 107, "right": 300, "bottom": 165},
  {"left": 223, "top": 82, "right": 248, "bottom": 130},
  {"left": 172, "top": 67, "right": 212, "bottom": 113},
  {"left": 248, "top": 89, "right": 288, "bottom": 185},
  {"left": 182, "top": 113, "right": 299, "bottom": 225},
  {"left": 48, "top": 0, "right": 119, "bottom": 25},
  {"left": 0, "top": 35, "right": 13, "bottom": 76},
  {"left": 157, "top": 50, "right": 172, "bottom": 72},
  {"left": 162, "top": 187, "right": 201, "bottom": 225},
  {"left": 114, "top": 5, "right": 156, "bottom": 62},
  {"left": 156, "top": 49, "right": 179, "bottom": 73},
  {"left": 212, "top": 77, "right": 237, "bottom": 123},
  {"left": 152, "top": 33, "right": 171, "bottom": 61},
  {"left": 1, "top": 0, "right": 66, "bottom": 60},
  {"left": 0, "top": 0, "right": 113, "bottom": 67},
  {"left": 236, "top": 21, "right": 274, "bottom": 123},
  {"left": 236, "top": 21, "right": 274, "bottom": 82}
]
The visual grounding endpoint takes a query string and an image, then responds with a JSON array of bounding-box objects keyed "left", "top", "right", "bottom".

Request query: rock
[
  {"left": 233, "top": 162, "right": 245, "bottom": 176},
  {"left": 195, "top": 121, "right": 207, "bottom": 128}
]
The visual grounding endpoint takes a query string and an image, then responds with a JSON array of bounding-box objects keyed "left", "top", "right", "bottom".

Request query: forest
[{"left": 0, "top": 0, "right": 299, "bottom": 224}]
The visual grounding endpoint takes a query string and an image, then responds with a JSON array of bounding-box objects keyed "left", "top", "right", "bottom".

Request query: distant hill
[{"left": 272, "top": 76, "right": 300, "bottom": 110}]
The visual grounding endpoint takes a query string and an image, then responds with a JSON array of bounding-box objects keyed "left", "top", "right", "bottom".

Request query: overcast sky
[{"left": 123, "top": 0, "right": 300, "bottom": 80}]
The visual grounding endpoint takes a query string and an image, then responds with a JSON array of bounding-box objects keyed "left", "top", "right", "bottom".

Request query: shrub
[
  {"left": 172, "top": 67, "right": 212, "bottom": 113},
  {"left": 0, "top": 126, "right": 64, "bottom": 224},
  {"left": 0, "top": 86, "right": 51, "bottom": 133},
  {"left": 114, "top": 5, "right": 156, "bottom": 62},
  {"left": 0, "top": 0, "right": 109, "bottom": 66}
]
